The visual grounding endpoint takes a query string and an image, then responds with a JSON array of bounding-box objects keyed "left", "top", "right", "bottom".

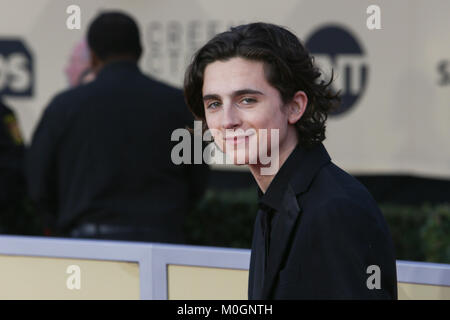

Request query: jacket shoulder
[{"left": 297, "top": 161, "right": 389, "bottom": 238}]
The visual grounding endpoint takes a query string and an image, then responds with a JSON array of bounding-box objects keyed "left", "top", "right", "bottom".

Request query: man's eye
[
  {"left": 240, "top": 97, "right": 256, "bottom": 105},
  {"left": 207, "top": 101, "right": 221, "bottom": 109}
]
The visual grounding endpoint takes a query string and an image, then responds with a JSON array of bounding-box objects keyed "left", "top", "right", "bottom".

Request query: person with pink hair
[{"left": 64, "top": 39, "right": 95, "bottom": 87}]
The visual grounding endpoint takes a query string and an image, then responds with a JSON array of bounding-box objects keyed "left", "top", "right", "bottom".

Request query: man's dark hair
[
  {"left": 87, "top": 11, "right": 142, "bottom": 61},
  {"left": 184, "top": 22, "right": 340, "bottom": 149}
]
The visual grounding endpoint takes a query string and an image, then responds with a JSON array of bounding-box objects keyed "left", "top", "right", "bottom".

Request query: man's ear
[
  {"left": 288, "top": 90, "right": 308, "bottom": 124},
  {"left": 89, "top": 50, "right": 101, "bottom": 74}
]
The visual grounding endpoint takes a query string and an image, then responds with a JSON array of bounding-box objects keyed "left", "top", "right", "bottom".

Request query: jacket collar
[
  {"left": 95, "top": 60, "right": 140, "bottom": 81},
  {"left": 289, "top": 142, "right": 331, "bottom": 195},
  {"left": 258, "top": 142, "right": 331, "bottom": 212},
  {"left": 259, "top": 142, "right": 332, "bottom": 299}
]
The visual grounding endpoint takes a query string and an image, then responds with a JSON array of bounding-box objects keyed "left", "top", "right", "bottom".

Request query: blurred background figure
[
  {"left": 26, "top": 11, "right": 209, "bottom": 243},
  {"left": 0, "top": 98, "right": 28, "bottom": 234},
  {"left": 64, "top": 39, "right": 95, "bottom": 87}
]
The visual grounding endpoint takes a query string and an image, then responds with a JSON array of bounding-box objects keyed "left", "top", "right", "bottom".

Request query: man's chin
[
  {"left": 228, "top": 153, "right": 260, "bottom": 166},
  {"left": 232, "top": 162, "right": 249, "bottom": 166}
]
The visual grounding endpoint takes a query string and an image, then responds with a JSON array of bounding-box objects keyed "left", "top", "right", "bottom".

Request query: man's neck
[
  {"left": 249, "top": 138, "right": 298, "bottom": 193},
  {"left": 93, "top": 56, "right": 138, "bottom": 75}
]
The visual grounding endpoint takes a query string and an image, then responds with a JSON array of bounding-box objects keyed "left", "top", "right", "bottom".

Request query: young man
[{"left": 184, "top": 22, "right": 397, "bottom": 299}]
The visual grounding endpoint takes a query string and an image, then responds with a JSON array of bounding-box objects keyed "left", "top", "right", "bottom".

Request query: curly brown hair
[{"left": 184, "top": 22, "right": 339, "bottom": 149}]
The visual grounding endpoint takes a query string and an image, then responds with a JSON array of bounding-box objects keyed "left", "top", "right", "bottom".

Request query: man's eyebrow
[
  {"left": 202, "top": 89, "right": 264, "bottom": 101},
  {"left": 202, "top": 94, "right": 220, "bottom": 101},
  {"left": 233, "top": 89, "right": 264, "bottom": 97}
]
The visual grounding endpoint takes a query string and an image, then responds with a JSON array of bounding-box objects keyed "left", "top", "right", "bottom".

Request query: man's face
[{"left": 202, "top": 57, "right": 296, "bottom": 167}]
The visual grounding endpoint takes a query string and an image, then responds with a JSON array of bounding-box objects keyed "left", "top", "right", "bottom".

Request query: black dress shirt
[{"left": 250, "top": 145, "right": 301, "bottom": 297}]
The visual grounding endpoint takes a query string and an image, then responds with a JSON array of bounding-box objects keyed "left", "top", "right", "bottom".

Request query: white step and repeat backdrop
[{"left": 0, "top": 0, "right": 449, "bottom": 178}]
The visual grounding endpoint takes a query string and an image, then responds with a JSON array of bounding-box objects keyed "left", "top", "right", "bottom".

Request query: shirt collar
[{"left": 258, "top": 143, "right": 304, "bottom": 212}]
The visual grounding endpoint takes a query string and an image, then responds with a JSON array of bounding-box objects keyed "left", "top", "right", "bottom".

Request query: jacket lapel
[
  {"left": 260, "top": 184, "right": 301, "bottom": 299},
  {"left": 259, "top": 143, "right": 332, "bottom": 299}
]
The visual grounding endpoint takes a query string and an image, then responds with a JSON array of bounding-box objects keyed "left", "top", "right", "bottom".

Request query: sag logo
[
  {"left": 305, "top": 25, "right": 368, "bottom": 116},
  {"left": 0, "top": 40, "right": 34, "bottom": 97}
]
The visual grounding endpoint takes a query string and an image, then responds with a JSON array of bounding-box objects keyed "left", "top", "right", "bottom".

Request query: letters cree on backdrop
[{"left": 0, "top": 0, "right": 448, "bottom": 178}]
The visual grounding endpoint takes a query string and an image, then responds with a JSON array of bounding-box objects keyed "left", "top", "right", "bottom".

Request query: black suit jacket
[
  {"left": 248, "top": 143, "right": 398, "bottom": 299},
  {"left": 26, "top": 61, "right": 209, "bottom": 241}
]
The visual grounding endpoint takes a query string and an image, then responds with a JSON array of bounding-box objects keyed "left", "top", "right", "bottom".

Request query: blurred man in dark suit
[{"left": 27, "top": 11, "right": 209, "bottom": 243}]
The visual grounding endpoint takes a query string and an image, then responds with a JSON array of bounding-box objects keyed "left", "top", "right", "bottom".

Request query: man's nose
[{"left": 221, "top": 103, "right": 241, "bottom": 130}]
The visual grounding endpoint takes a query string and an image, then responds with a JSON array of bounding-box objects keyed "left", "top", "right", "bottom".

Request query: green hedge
[
  {"left": 185, "top": 188, "right": 450, "bottom": 264},
  {"left": 2, "top": 188, "right": 449, "bottom": 264},
  {"left": 0, "top": 196, "right": 42, "bottom": 235}
]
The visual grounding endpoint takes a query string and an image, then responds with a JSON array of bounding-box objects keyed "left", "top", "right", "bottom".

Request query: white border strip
[
  {"left": 0, "top": 235, "right": 154, "bottom": 299},
  {"left": 396, "top": 260, "right": 450, "bottom": 287},
  {"left": 0, "top": 235, "right": 449, "bottom": 300},
  {"left": 151, "top": 244, "right": 251, "bottom": 299}
]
